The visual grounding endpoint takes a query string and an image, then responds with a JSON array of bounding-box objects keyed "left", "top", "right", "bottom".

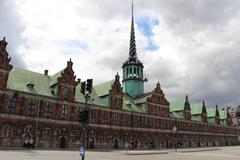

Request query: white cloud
[{"left": 1, "top": 0, "right": 240, "bottom": 106}]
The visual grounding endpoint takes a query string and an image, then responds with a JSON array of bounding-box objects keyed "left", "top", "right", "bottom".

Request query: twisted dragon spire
[{"left": 129, "top": 1, "right": 137, "bottom": 58}]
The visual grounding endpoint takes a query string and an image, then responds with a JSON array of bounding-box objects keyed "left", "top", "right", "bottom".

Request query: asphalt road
[{"left": 0, "top": 146, "right": 240, "bottom": 160}]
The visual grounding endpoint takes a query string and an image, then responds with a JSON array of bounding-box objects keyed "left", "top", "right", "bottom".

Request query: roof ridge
[
  {"left": 94, "top": 79, "right": 114, "bottom": 87},
  {"left": 13, "top": 67, "right": 47, "bottom": 76}
]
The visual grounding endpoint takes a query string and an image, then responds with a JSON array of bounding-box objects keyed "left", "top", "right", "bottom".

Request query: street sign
[{"left": 80, "top": 146, "right": 85, "bottom": 157}]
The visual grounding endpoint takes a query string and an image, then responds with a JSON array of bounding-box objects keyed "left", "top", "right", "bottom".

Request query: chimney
[{"left": 44, "top": 70, "right": 48, "bottom": 76}]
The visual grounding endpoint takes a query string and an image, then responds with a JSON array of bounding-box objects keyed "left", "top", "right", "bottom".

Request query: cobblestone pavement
[{"left": 0, "top": 146, "right": 240, "bottom": 160}]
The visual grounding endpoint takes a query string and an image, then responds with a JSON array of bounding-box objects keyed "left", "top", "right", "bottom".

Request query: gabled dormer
[
  {"left": 183, "top": 94, "right": 191, "bottom": 120},
  {"left": 0, "top": 37, "right": 13, "bottom": 89},
  {"left": 215, "top": 105, "right": 220, "bottom": 125},
  {"left": 201, "top": 100, "right": 207, "bottom": 123},
  {"left": 147, "top": 82, "right": 169, "bottom": 117},
  {"left": 109, "top": 73, "right": 124, "bottom": 110},
  {"left": 57, "top": 59, "right": 79, "bottom": 102}
]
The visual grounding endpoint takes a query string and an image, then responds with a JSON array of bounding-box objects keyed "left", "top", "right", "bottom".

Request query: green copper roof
[
  {"left": 123, "top": 95, "right": 146, "bottom": 113},
  {"left": 6, "top": 68, "right": 106, "bottom": 107},
  {"left": 94, "top": 80, "right": 114, "bottom": 97},
  {"left": 7, "top": 68, "right": 54, "bottom": 97},
  {"left": 207, "top": 107, "right": 215, "bottom": 117},
  {"left": 170, "top": 99, "right": 185, "bottom": 112},
  {"left": 6, "top": 67, "right": 150, "bottom": 113},
  {"left": 170, "top": 111, "right": 183, "bottom": 118},
  {"left": 219, "top": 110, "right": 227, "bottom": 120},
  {"left": 50, "top": 69, "right": 64, "bottom": 86},
  {"left": 207, "top": 117, "right": 215, "bottom": 124},
  {"left": 191, "top": 103, "right": 202, "bottom": 115},
  {"left": 191, "top": 114, "right": 201, "bottom": 121}
]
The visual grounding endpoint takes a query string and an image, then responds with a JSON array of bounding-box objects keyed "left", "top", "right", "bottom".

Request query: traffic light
[
  {"left": 86, "top": 79, "right": 93, "bottom": 94},
  {"left": 81, "top": 81, "right": 86, "bottom": 95},
  {"left": 78, "top": 110, "right": 84, "bottom": 123},
  {"left": 83, "top": 109, "right": 89, "bottom": 123}
]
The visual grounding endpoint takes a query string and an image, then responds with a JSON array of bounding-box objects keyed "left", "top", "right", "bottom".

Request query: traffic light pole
[
  {"left": 79, "top": 79, "right": 92, "bottom": 150},
  {"left": 83, "top": 94, "right": 89, "bottom": 149}
]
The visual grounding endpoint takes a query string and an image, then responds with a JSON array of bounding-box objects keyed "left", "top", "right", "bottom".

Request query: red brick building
[{"left": 0, "top": 9, "right": 239, "bottom": 149}]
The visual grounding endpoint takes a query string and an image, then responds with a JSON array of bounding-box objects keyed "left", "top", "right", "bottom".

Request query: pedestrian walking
[{"left": 29, "top": 138, "right": 33, "bottom": 149}]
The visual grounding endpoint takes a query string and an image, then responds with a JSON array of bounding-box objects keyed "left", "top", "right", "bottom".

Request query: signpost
[{"left": 80, "top": 146, "right": 85, "bottom": 160}]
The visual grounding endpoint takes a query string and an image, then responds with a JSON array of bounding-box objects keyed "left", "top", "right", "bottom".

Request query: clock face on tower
[{"left": 0, "top": 54, "right": 3, "bottom": 64}]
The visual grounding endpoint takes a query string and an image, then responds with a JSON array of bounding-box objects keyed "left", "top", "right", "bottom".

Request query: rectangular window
[
  {"left": 2, "top": 124, "right": 13, "bottom": 137},
  {"left": 130, "top": 114, "right": 134, "bottom": 127},
  {"left": 142, "top": 116, "right": 146, "bottom": 128},
  {"left": 134, "top": 115, "right": 138, "bottom": 127},
  {"left": 124, "top": 114, "right": 129, "bottom": 126},
  {"left": 75, "top": 129, "right": 81, "bottom": 140},
  {"left": 0, "top": 94, "right": 3, "bottom": 111},
  {"left": 45, "top": 102, "right": 53, "bottom": 118},
  {"left": 8, "top": 95, "right": 16, "bottom": 113},
  {"left": 114, "top": 113, "right": 118, "bottom": 125},
  {"left": 61, "top": 104, "right": 68, "bottom": 120},
  {"left": 28, "top": 98, "right": 35, "bottom": 116},
  {"left": 103, "top": 111, "right": 108, "bottom": 124},
  {"left": 90, "top": 109, "right": 96, "bottom": 123}
]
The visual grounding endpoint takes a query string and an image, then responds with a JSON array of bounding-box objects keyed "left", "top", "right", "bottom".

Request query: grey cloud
[{"left": 0, "top": 0, "right": 26, "bottom": 67}]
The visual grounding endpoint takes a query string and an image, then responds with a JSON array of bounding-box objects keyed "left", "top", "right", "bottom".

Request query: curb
[
  {"left": 178, "top": 148, "right": 220, "bottom": 153},
  {"left": 125, "top": 151, "right": 168, "bottom": 155}
]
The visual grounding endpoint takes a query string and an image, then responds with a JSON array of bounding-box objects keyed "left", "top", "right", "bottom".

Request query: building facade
[
  {"left": 229, "top": 106, "right": 240, "bottom": 128},
  {"left": 0, "top": 8, "right": 240, "bottom": 149}
]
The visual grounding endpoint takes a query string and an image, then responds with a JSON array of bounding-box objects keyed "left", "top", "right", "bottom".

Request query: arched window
[
  {"left": 59, "top": 128, "right": 67, "bottom": 135},
  {"left": 2, "top": 124, "right": 13, "bottom": 137},
  {"left": 43, "top": 127, "right": 51, "bottom": 138},
  {"left": 8, "top": 95, "right": 17, "bottom": 113},
  {"left": 24, "top": 125, "right": 32, "bottom": 134}
]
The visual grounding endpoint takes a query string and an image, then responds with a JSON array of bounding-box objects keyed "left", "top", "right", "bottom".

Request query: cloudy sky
[{"left": 1, "top": 0, "right": 240, "bottom": 107}]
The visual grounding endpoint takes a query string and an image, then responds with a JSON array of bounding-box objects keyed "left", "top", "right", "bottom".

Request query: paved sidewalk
[
  {"left": 118, "top": 147, "right": 220, "bottom": 155},
  {"left": 0, "top": 146, "right": 239, "bottom": 160}
]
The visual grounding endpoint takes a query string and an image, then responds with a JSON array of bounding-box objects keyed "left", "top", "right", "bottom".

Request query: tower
[
  {"left": 122, "top": 2, "right": 144, "bottom": 99},
  {"left": 0, "top": 37, "right": 13, "bottom": 89}
]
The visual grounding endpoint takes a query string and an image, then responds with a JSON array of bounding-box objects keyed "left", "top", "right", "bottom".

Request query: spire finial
[
  {"left": 131, "top": 0, "right": 134, "bottom": 18},
  {"left": 129, "top": 0, "right": 137, "bottom": 59}
]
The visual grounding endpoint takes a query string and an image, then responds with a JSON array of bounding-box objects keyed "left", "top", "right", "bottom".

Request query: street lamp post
[
  {"left": 34, "top": 99, "right": 42, "bottom": 148},
  {"left": 173, "top": 126, "right": 177, "bottom": 152}
]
